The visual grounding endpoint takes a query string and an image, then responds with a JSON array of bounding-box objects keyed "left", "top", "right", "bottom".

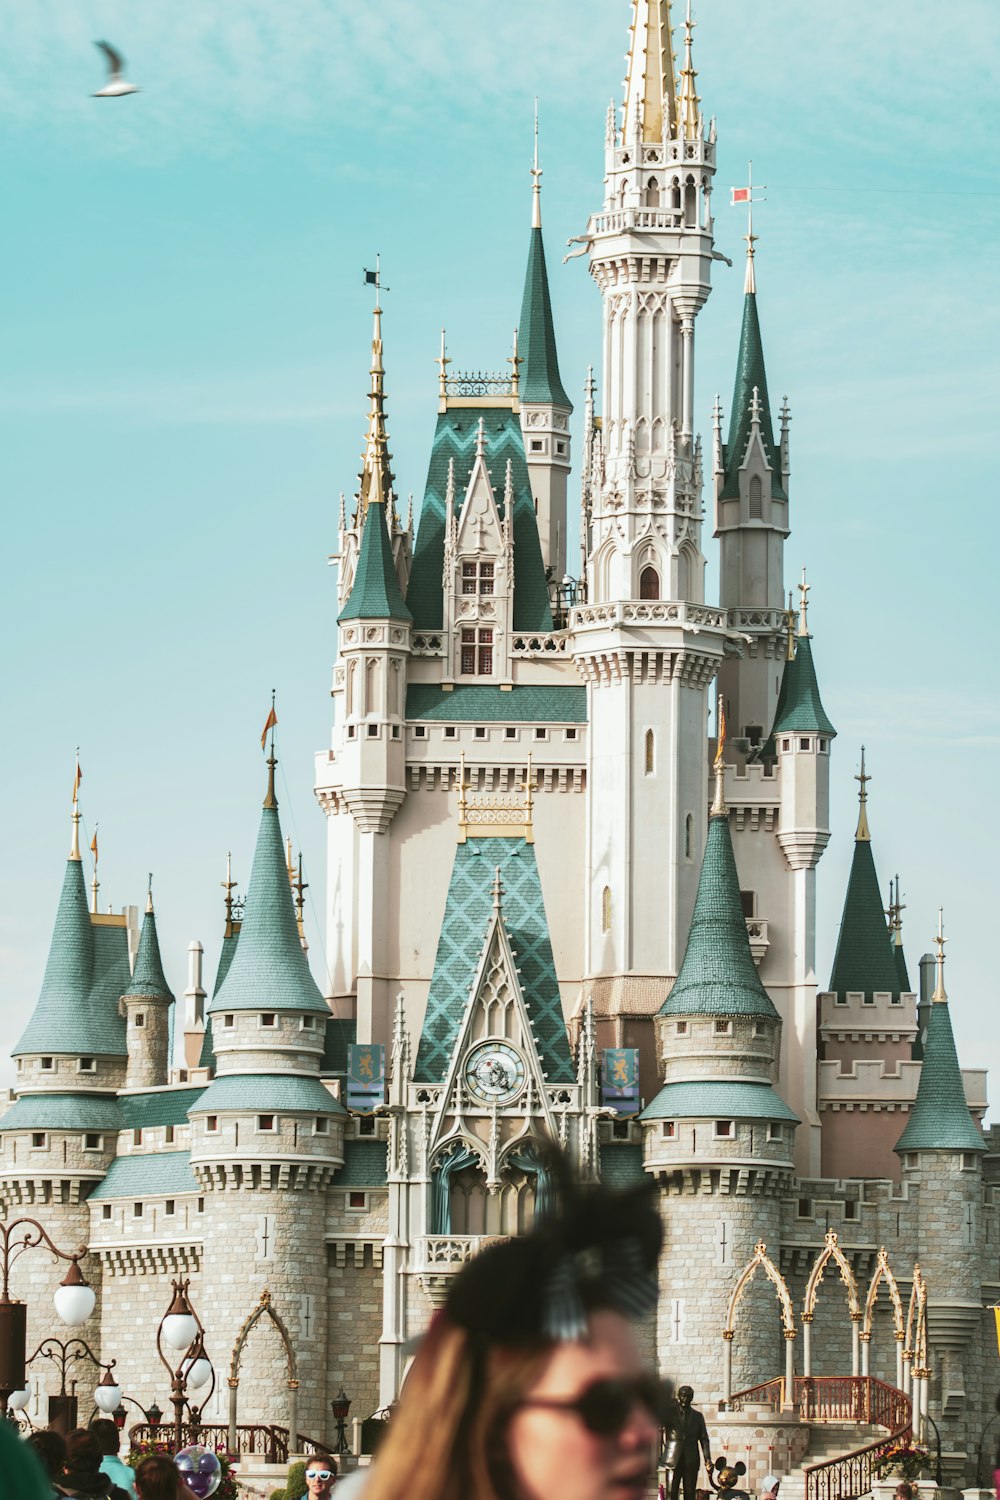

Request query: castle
[{"left": 3, "top": 0, "right": 998, "bottom": 1486}]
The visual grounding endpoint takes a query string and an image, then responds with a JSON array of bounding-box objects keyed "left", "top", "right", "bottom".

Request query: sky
[{"left": 1, "top": 1, "right": 998, "bottom": 1114}]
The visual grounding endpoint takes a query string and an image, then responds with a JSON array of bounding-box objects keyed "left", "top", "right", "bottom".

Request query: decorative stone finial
[
  {"left": 711, "top": 692, "right": 727, "bottom": 815},
  {"left": 855, "top": 746, "right": 871, "bottom": 842},
  {"left": 798, "top": 566, "right": 810, "bottom": 637},
  {"left": 932, "top": 908, "right": 947, "bottom": 1003}
]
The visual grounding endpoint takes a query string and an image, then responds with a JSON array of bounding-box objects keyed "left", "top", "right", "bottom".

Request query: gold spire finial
[
  {"left": 70, "top": 749, "right": 83, "bottom": 861},
  {"left": 90, "top": 823, "right": 100, "bottom": 914},
  {"left": 435, "top": 328, "right": 451, "bottom": 400},
  {"left": 855, "top": 746, "right": 871, "bottom": 842},
  {"left": 679, "top": 0, "right": 700, "bottom": 141},
  {"left": 222, "top": 852, "right": 237, "bottom": 926},
  {"left": 786, "top": 590, "right": 796, "bottom": 662},
  {"left": 798, "top": 566, "right": 810, "bottom": 637},
  {"left": 263, "top": 689, "right": 278, "bottom": 809},
  {"left": 357, "top": 258, "right": 393, "bottom": 513},
  {"left": 711, "top": 693, "right": 727, "bottom": 815},
  {"left": 531, "top": 99, "right": 542, "bottom": 228},
  {"left": 508, "top": 327, "right": 522, "bottom": 398},
  {"left": 623, "top": 0, "right": 678, "bottom": 144},
  {"left": 932, "top": 909, "right": 947, "bottom": 1002},
  {"left": 146, "top": 873, "right": 154, "bottom": 915}
]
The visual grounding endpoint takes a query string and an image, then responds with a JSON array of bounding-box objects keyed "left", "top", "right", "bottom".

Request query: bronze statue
[{"left": 665, "top": 1385, "right": 712, "bottom": 1500}]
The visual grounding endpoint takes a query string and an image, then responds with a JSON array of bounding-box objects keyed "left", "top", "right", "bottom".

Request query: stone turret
[
  {"left": 190, "top": 749, "right": 345, "bottom": 1440},
  {"left": 121, "top": 887, "right": 174, "bottom": 1089},
  {"left": 643, "top": 746, "right": 796, "bottom": 1396}
]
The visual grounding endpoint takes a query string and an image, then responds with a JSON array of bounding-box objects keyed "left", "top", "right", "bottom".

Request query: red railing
[
  {"left": 130, "top": 1423, "right": 327, "bottom": 1462},
  {"left": 725, "top": 1377, "right": 786, "bottom": 1413},
  {"left": 804, "top": 1381, "right": 911, "bottom": 1500}
]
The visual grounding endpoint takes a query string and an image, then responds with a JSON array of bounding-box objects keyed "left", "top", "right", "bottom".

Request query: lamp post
[
  {"left": 156, "top": 1279, "right": 214, "bottom": 1453},
  {"left": 0, "top": 1217, "right": 96, "bottom": 1417},
  {"left": 331, "top": 1389, "right": 351, "bottom": 1455},
  {"left": 23, "top": 1334, "right": 119, "bottom": 1434}
]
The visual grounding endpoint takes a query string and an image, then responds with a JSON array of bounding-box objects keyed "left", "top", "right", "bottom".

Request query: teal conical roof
[
  {"left": 518, "top": 226, "right": 571, "bottom": 408},
  {"left": 828, "top": 838, "right": 899, "bottom": 998},
  {"left": 896, "top": 993, "right": 984, "bottom": 1154},
  {"left": 720, "top": 289, "right": 785, "bottom": 501},
  {"left": 893, "top": 938, "right": 911, "bottom": 993},
  {"left": 14, "top": 858, "right": 129, "bottom": 1057},
  {"left": 209, "top": 769, "right": 329, "bottom": 1017},
  {"left": 123, "top": 907, "right": 173, "bottom": 1003},
  {"left": 659, "top": 811, "right": 779, "bottom": 1020},
  {"left": 771, "top": 636, "right": 836, "bottom": 737},
  {"left": 339, "top": 499, "right": 412, "bottom": 624}
]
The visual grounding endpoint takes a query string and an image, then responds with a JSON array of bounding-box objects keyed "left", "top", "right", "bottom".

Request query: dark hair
[
  {"left": 65, "top": 1428, "right": 103, "bottom": 1470},
  {"left": 28, "top": 1428, "right": 68, "bottom": 1479},
  {"left": 305, "top": 1454, "right": 338, "bottom": 1475},
  {"left": 89, "top": 1419, "right": 121, "bottom": 1457},
  {"left": 135, "top": 1453, "right": 185, "bottom": 1500}
]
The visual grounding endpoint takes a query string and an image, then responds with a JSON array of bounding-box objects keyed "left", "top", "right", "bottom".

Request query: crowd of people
[{"left": 2, "top": 1166, "right": 997, "bottom": 1500}]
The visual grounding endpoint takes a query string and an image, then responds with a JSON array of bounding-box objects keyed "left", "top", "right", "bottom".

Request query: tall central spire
[
  {"left": 624, "top": 0, "right": 678, "bottom": 143},
  {"left": 357, "top": 279, "right": 395, "bottom": 517}
]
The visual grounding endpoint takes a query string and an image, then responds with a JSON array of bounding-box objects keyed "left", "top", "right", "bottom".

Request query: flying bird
[{"left": 93, "top": 40, "right": 139, "bottom": 97}]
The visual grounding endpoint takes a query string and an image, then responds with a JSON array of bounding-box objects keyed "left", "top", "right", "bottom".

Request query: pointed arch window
[
  {"left": 644, "top": 729, "right": 655, "bottom": 775},
  {"left": 645, "top": 177, "right": 660, "bottom": 208},
  {"left": 639, "top": 565, "right": 660, "bottom": 600},
  {"left": 749, "top": 475, "right": 763, "bottom": 520},
  {"left": 685, "top": 813, "right": 693, "bottom": 859},
  {"left": 365, "top": 657, "right": 380, "bottom": 712},
  {"left": 601, "top": 886, "right": 612, "bottom": 933}
]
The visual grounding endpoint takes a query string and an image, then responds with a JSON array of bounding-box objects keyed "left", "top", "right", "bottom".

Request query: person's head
[
  {"left": 304, "top": 1455, "right": 338, "bottom": 1498},
  {"left": 28, "top": 1428, "right": 67, "bottom": 1479},
  {"left": 135, "top": 1453, "right": 185, "bottom": 1500},
  {"left": 676, "top": 1387, "right": 693, "bottom": 1409},
  {"left": 88, "top": 1419, "right": 121, "bottom": 1458},
  {"left": 895, "top": 1484, "right": 913, "bottom": 1500},
  {"left": 362, "top": 1170, "right": 664, "bottom": 1500},
  {"left": 64, "top": 1429, "right": 104, "bottom": 1475}
]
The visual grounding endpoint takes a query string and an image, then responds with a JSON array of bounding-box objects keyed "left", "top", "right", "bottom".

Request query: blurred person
[
  {"left": 133, "top": 1454, "right": 199, "bottom": 1500},
  {"left": 28, "top": 1428, "right": 68, "bottom": 1497},
  {"left": 362, "top": 1167, "right": 666, "bottom": 1500},
  {"left": 90, "top": 1418, "right": 137, "bottom": 1499},
  {"left": 57, "top": 1429, "right": 130, "bottom": 1500},
  {"left": 4, "top": 1423, "right": 52, "bottom": 1499}
]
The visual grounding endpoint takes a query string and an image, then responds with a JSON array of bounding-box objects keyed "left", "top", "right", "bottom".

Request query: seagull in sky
[{"left": 92, "top": 40, "right": 139, "bottom": 97}]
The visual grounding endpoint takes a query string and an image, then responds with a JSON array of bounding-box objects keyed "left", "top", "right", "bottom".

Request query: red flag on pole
[
  {"left": 731, "top": 187, "right": 751, "bottom": 204},
  {"left": 261, "top": 706, "right": 278, "bottom": 749}
]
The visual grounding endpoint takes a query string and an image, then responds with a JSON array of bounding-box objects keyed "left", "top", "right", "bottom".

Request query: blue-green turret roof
[
  {"left": 828, "top": 783, "right": 900, "bottom": 999},
  {"left": 209, "top": 761, "right": 329, "bottom": 1018},
  {"left": 407, "top": 408, "right": 553, "bottom": 633},
  {"left": 771, "top": 635, "right": 836, "bottom": 737},
  {"left": 14, "top": 856, "right": 129, "bottom": 1057},
  {"left": 896, "top": 965, "right": 984, "bottom": 1155},
  {"left": 659, "top": 804, "right": 779, "bottom": 1020},
  {"left": 339, "top": 497, "right": 411, "bottom": 624},
  {"left": 123, "top": 904, "right": 174, "bottom": 1003},
  {"left": 720, "top": 278, "right": 785, "bottom": 502},
  {"left": 518, "top": 225, "right": 571, "bottom": 409}
]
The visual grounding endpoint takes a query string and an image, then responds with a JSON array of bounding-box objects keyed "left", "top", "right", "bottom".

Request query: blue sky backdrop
[{"left": 2, "top": 1, "right": 998, "bottom": 1110}]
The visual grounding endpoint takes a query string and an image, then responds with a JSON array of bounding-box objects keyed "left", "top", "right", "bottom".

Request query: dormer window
[
  {"left": 461, "top": 628, "right": 493, "bottom": 675},
  {"left": 462, "top": 561, "right": 494, "bottom": 596}
]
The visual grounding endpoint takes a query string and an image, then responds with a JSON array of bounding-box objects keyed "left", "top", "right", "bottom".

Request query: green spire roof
[
  {"left": 14, "top": 858, "right": 129, "bottom": 1057},
  {"left": 198, "top": 925, "right": 239, "bottom": 1071},
  {"left": 209, "top": 778, "right": 329, "bottom": 1018},
  {"left": 659, "top": 812, "right": 779, "bottom": 1020},
  {"left": 720, "top": 290, "right": 785, "bottom": 502},
  {"left": 893, "top": 940, "right": 911, "bottom": 992},
  {"left": 771, "top": 637, "right": 836, "bottom": 737},
  {"left": 895, "top": 996, "right": 985, "bottom": 1154},
  {"left": 407, "top": 408, "right": 553, "bottom": 633},
  {"left": 828, "top": 838, "right": 900, "bottom": 998},
  {"left": 415, "top": 837, "right": 573, "bottom": 1084},
  {"left": 339, "top": 497, "right": 411, "bottom": 624},
  {"left": 518, "top": 227, "right": 571, "bottom": 408},
  {"left": 123, "top": 907, "right": 174, "bottom": 1003}
]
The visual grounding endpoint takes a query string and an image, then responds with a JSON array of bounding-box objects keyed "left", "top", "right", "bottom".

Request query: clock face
[{"left": 464, "top": 1041, "right": 526, "bottom": 1104}]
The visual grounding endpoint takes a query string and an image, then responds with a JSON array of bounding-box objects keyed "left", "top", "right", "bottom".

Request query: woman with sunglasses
[
  {"left": 304, "top": 1458, "right": 338, "bottom": 1498},
  {"left": 362, "top": 1170, "right": 667, "bottom": 1500}
]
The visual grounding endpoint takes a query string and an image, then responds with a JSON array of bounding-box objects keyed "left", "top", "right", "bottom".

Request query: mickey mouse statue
[{"left": 708, "top": 1456, "right": 750, "bottom": 1500}]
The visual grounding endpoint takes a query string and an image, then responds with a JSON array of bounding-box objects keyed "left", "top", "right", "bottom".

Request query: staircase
[{"left": 778, "top": 1425, "right": 878, "bottom": 1500}]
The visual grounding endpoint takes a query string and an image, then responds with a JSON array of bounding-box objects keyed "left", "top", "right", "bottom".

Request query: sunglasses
[
  {"left": 515, "top": 1376, "right": 668, "bottom": 1437},
  {"left": 306, "top": 1473, "right": 335, "bottom": 1483}
]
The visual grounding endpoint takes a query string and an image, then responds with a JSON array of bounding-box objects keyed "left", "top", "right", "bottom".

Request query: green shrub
[
  {"left": 270, "top": 1490, "right": 285, "bottom": 1500},
  {"left": 285, "top": 1459, "right": 308, "bottom": 1500}
]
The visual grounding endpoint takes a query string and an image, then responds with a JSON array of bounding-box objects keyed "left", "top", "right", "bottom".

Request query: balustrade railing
[
  {"left": 129, "top": 1423, "right": 326, "bottom": 1462},
  {"left": 724, "top": 1377, "right": 785, "bottom": 1413}
]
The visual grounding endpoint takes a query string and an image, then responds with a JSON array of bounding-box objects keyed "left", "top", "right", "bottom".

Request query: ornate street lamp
[
  {"left": 23, "top": 1334, "right": 119, "bottom": 1433},
  {"left": 331, "top": 1388, "right": 351, "bottom": 1455},
  {"left": 156, "top": 1279, "right": 214, "bottom": 1452},
  {"left": 0, "top": 1217, "right": 96, "bottom": 1416}
]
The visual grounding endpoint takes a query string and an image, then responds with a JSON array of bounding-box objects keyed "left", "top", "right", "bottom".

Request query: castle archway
[
  {"left": 722, "top": 1241, "right": 795, "bottom": 1403},
  {"left": 801, "top": 1230, "right": 861, "bottom": 1377},
  {"left": 227, "top": 1289, "right": 298, "bottom": 1453}
]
